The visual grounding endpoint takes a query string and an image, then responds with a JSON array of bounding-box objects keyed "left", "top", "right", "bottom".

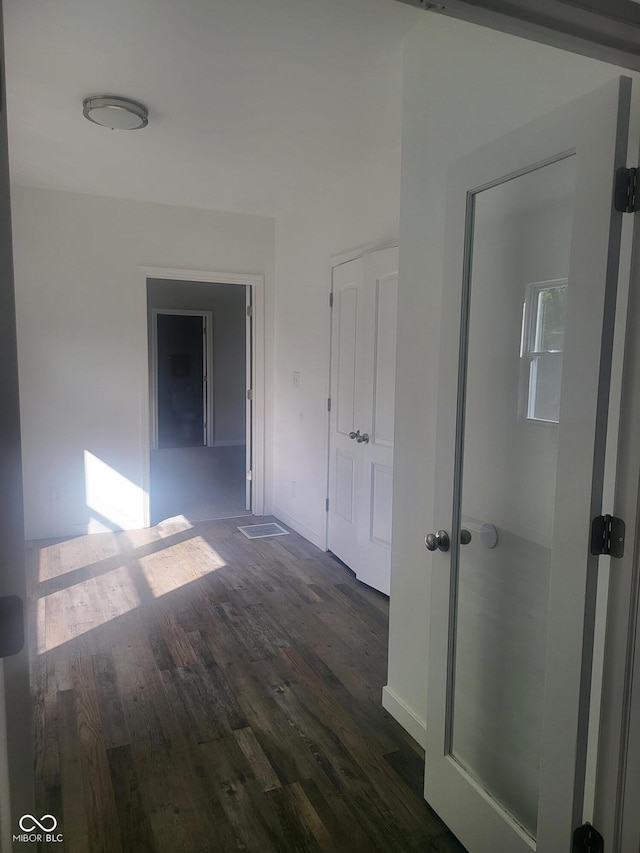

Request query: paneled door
[
  {"left": 328, "top": 246, "right": 398, "bottom": 595},
  {"left": 424, "top": 79, "right": 630, "bottom": 851}
]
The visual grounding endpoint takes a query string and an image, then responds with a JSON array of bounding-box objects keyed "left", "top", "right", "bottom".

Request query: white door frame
[
  {"left": 394, "top": 1, "right": 640, "bottom": 74},
  {"left": 595, "top": 181, "right": 640, "bottom": 848},
  {"left": 150, "top": 309, "right": 214, "bottom": 450},
  {"left": 245, "top": 286, "right": 253, "bottom": 512},
  {"left": 141, "top": 266, "right": 265, "bottom": 522},
  {"left": 325, "top": 238, "right": 398, "bottom": 551}
]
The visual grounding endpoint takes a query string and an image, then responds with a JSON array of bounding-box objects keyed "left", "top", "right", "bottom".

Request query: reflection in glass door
[{"left": 450, "top": 155, "right": 576, "bottom": 836}]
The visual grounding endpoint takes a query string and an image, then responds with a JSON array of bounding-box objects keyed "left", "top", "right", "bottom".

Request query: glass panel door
[
  {"left": 425, "top": 78, "right": 630, "bottom": 853},
  {"left": 451, "top": 155, "right": 576, "bottom": 837}
]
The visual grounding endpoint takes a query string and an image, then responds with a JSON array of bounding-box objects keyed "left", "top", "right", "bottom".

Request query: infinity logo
[{"left": 19, "top": 814, "right": 58, "bottom": 832}]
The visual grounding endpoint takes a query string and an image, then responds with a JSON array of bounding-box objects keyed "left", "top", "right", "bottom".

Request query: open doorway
[{"left": 147, "top": 278, "right": 251, "bottom": 524}]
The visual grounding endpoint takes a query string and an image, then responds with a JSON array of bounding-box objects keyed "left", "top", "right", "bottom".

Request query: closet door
[
  {"left": 328, "top": 247, "right": 398, "bottom": 594},
  {"left": 328, "top": 257, "right": 365, "bottom": 574}
]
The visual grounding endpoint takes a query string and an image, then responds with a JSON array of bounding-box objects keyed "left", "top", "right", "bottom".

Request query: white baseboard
[
  {"left": 382, "top": 685, "right": 427, "bottom": 749},
  {"left": 25, "top": 522, "right": 90, "bottom": 541},
  {"left": 271, "top": 506, "right": 325, "bottom": 551},
  {"left": 213, "top": 439, "right": 246, "bottom": 447},
  {"left": 25, "top": 516, "right": 146, "bottom": 541}
]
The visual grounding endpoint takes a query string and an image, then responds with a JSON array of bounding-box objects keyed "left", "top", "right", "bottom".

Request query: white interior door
[
  {"left": 328, "top": 257, "right": 364, "bottom": 573},
  {"left": 328, "top": 247, "right": 398, "bottom": 595},
  {"left": 355, "top": 248, "right": 398, "bottom": 594},
  {"left": 425, "top": 78, "right": 631, "bottom": 852}
]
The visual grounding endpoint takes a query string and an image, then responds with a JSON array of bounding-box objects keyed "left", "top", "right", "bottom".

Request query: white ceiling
[{"left": 4, "top": 0, "right": 421, "bottom": 216}]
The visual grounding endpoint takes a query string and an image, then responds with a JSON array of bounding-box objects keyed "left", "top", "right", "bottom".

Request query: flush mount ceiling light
[{"left": 82, "top": 95, "right": 148, "bottom": 130}]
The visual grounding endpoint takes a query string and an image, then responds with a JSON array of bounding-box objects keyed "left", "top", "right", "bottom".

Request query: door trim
[
  {"left": 150, "top": 309, "right": 214, "bottom": 450},
  {"left": 595, "top": 163, "right": 640, "bottom": 849},
  {"left": 394, "top": 0, "right": 640, "bottom": 74},
  {"left": 329, "top": 237, "right": 399, "bottom": 271},
  {"left": 141, "top": 266, "right": 265, "bottom": 522},
  {"left": 245, "top": 287, "right": 253, "bottom": 512}
]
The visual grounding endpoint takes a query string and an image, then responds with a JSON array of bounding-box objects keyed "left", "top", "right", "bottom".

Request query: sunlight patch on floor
[
  {"left": 154, "top": 515, "right": 195, "bottom": 535},
  {"left": 36, "top": 519, "right": 228, "bottom": 653},
  {"left": 139, "top": 534, "right": 226, "bottom": 597},
  {"left": 37, "top": 564, "right": 141, "bottom": 653},
  {"left": 38, "top": 534, "right": 121, "bottom": 583}
]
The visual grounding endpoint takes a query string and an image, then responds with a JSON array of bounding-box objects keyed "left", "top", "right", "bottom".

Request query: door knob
[
  {"left": 349, "top": 431, "right": 358, "bottom": 440},
  {"left": 425, "top": 529, "right": 472, "bottom": 551},
  {"left": 425, "top": 530, "right": 450, "bottom": 552},
  {"left": 356, "top": 432, "right": 369, "bottom": 444}
]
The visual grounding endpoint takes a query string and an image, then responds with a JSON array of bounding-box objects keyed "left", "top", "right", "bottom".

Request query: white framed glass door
[{"left": 425, "top": 78, "right": 631, "bottom": 851}]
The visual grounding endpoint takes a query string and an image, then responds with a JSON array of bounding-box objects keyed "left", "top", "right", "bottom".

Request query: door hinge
[
  {"left": 329, "top": 292, "right": 334, "bottom": 308},
  {"left": 0, "top": 596, "right": 24, "bottom": 658},
  {"left": 614, "top": 167, "right": 638, "bottom": 213},
  {"left": 572, "top": 822, "right": 604, "bottom": 853},
  {"left": 327, "top": 397, "right": 331, "bottom": 412},
  {"left": 590, "top": 514, "right": 625, "bottom": 558},
  {"left": 325, "top": 498, "right": 329, "bottom": 512},
  {"left": 247, "top": 389, "right": 253, "bottom": 401},
  {"left": 246, "top": 305, "right": 254, "bottom": 317}
]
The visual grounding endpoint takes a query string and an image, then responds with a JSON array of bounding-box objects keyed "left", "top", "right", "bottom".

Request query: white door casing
[
  {"left": 246, "top": 287, "right": 252, "bottom": 512},
  {"left": 425, "top": 78, "right": 630, "bottom": 851},
  {"left": 328, "top": 246, "right": 398, "bottom": 595}
]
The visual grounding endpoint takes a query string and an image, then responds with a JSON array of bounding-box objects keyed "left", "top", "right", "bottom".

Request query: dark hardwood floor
[{"left": 28, "top": 516, "right": 466, "bottom": 852}]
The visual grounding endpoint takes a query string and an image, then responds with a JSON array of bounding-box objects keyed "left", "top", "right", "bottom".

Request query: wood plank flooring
[{"left": 28, "top": 516, "right": 466, "bottom": 853}]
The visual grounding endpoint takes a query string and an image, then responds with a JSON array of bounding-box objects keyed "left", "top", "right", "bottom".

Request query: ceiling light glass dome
[{"left": 82, "top": 95, "right": 148, "bottom": 130}]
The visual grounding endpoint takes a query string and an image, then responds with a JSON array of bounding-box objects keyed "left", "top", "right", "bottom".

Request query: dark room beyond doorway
[{"left": 156, "top": 312, "right": 206, "bottom": 449}]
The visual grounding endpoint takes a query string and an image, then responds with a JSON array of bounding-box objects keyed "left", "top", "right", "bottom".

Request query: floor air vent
[{"left": 237, "top": 522, "right": 290, "bottom": 539}]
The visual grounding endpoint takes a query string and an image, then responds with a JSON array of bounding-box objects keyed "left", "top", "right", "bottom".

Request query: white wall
[
  {"left": 11, "top": 187, "right": 274, "bottom": 539},
  {"left": 271, "top": 151, "right": 401, "bottom": 548},
  {"left": 147, "top": 279, "right": 247, "bottom": 445},
  {"left": 386, "top": 12, "right": 639, "bottom": 742}
]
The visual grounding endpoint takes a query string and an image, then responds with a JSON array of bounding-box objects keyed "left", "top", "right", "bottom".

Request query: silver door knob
[
  {"left": 349, "top": 431, "right": 358, "bottom": 440},
  {"left": 425, "top": 530, "right": 450, "bottom": 552},
  {"left": 356, "top": 432, "right": 369, "bottom": 444},
  {"left": 424, "top": 529, "right": 472, "bottom": 551}
]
